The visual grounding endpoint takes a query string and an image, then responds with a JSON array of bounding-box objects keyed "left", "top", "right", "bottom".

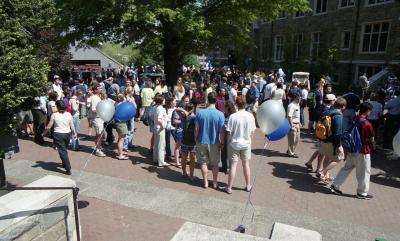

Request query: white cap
[{"left": 325, "top": 94, "right": 336, "bottom": 101}]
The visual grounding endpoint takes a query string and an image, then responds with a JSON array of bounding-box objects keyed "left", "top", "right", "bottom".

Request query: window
[
  {"left": 341, "top": 31, "right": 351, "bottom": 50},
  {"left": 366, "top": 0, "right": 393, "bottom": 6},
  {"left": 295, "top": 11, "right": 305, "bottom": 18},
  {"left": 277, "top": 11, "right": 286, "bottom": 19},
  {"left": 361, "top": 22, "right": 390, "bottom": 53},
  {"left": 274, "top": 36, "right": 284, "bottom": 61},
  {"left": 310, "top": 32, "right": 321, "bottom": 60},
  {"left": 314, "top": 0, "right": 328, "bottom": 14},
  {"left": 293, "top": 34, "right": 304, "bottom": 59},
  {"left": 339, "top": 0, "right": 355, "bottom": 7},
  {"left": 261, "top": 38, "right": 268, "bottom": 60}
]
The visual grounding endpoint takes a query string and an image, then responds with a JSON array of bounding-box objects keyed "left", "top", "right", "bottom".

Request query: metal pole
[
  {"left": 72, "top": 187, "right": 81, "bottom": 241},
  {"left": 0, "top": 158, "right": 5, "bottom": 187}
]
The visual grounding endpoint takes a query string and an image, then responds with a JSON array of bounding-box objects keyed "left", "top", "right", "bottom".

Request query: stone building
[{"left": 251, "top": 0, "right": 400, "bottom": 86}]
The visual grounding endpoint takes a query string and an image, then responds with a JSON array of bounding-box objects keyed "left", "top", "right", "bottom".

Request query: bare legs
[
  {"left": 200, "top": 164, "right": 219, "bottom": 188},
  {"left": 116, "top": 134, "right": 126, "bottom": 158},
  {"left": 181, "top": 152, "right": 195, "bottom": 180},
  {"left": 227, "top": 160, "right": 251, "bottom": 193}
]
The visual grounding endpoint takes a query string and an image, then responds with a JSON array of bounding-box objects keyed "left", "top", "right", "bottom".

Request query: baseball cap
[
  {"left": 324, "top": 94, "right": 336, "bottom": 101},
  {"left": 54, "top": 75, "right": 60, "bottom": 80}
]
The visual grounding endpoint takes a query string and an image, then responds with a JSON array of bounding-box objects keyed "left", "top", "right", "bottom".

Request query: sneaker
[
  {"left": 356, "top": 193, "right": 373, "bottom": 200},
  {"left": 329, "top": 185, "right": 343, "bottom": 195},
  {"left": 95, "top": 150, "right": 106, "bottom": 157}
]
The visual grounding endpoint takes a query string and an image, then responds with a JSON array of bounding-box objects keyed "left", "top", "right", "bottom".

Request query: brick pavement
[{"left": 6, "top": 117, "right": 400, "bottom": 240}]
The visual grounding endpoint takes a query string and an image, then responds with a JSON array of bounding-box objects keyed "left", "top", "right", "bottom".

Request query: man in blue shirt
[{"left": 195, "top": 92, "right": 225, "bottom": 189}]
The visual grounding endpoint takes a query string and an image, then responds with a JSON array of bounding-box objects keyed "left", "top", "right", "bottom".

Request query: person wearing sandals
[
  {"left": 115, "top": 94, "right": 129, "bottom": 160},
  {"left": 195, "top": 92, "right": 225, "bottom": 189},
  {"left": 223, "top": 96, "right": 256, "bottom": 194},
  {"left": 43, "top": 100, "right": 77, "bottom": 175},
  {"left": 176, "top": 103, "right": 196, "bottom": 180}
]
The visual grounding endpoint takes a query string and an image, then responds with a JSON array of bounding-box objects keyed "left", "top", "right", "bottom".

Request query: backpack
[
  {"left": 315, "top": 111, "right": 339, "bottom": 141},
  {"left": 341, "top": 118, "right": 366, "bottom": 153},
  {"left": 307, "top": 92, "right": 317, "bottom": 109},
  {"left": 63, "top": 98, "right": 72, "bottom": 113},
  {"left": 246, "top": 88, "right": 257, "bottom": 104}
]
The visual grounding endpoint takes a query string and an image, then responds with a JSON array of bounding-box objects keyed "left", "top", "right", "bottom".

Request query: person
[
  {"left": 215, "top": 88, "right": 226, "bottom": 113},
  {"left": 221, "top": 101, "right": 237, "bottom": 174},
  {"left": 204, "top": 81, "right": 214, "bottom": 105},
  {"left": 123, "top": 86, "right": 137, "bottom": 152},
  {"left": 262, "top": 79, "right": 276, "bottom": 101},
  {"left": 179, "top": 103, "right": 197, "bottom": 180},
  {"left": 174, "top": 78, "right": 186, "bottom": 103},
  {"left": 114, "top": 94, "right": 129, "bottom": 160},
  {"left": 317, "top": 97, "right": 347, "bottom": 184},
  {"left": 43, "top": 100, "right": 77, "bottom": 175},
  {"left": 223, "top": 96, "right": 256, "bottom": 194},
  {"left": 270, "top": 82, "right": 285, "bottom": 104},
  {"left": 195, "top": 92, "right": 225, "bottom": 189},
  {"left": 342, "top": 92, "right": 361, "bottom": 132},
  {"left": 308, "top": 84, "right": 323, "bottom": 132},
  {"left": 172, "top": 95, "right": 190, "bottom": 165},
  {"left": 154, "top": 79, "right": 168, "bottom": 96},
  {"left": 86, "top": 88, "right": 95, "bottom": 138},
  {"left": 69, "top": 90, "right": 83, "bottom": 139},
  {"left": 246, "top": 80, "right": 260, "bottom": 115},
  {"left": 153, "top": 95, "right": 169, "bottom": 167},
  {"left": 287, "top": 92, "right": 301, "bottom": 158},
  {"left": 330, "top": 102, "right": 375, "bottom": 200},
  {"left": 140, "top": 80, "right": 155, "bottom": 120},
  {"left": 165, "top": 96, "right": 177, "bottom": 163},
  {"left": 228, "top": 82, "right": 238, "bottom": 103},
  {"left": 383, "top": 92, "right": 400, "bottom": 149},
  {"left": 107, "top": 77, "right": 120, "bottom": 101},
  {"left": 358, "top": 73, "right": 369, "bottom": 100},
  {"left": 91, "top": 84, "right": 106, "bottom": 157},
  {"left": 300, "top": 84, "right": 308, "bottom": 127},
  {"left": 52, "top": 75, "right": 63, "bottom": 100},
  {"left": 32, "top": 96, "right": 47, "bottom": 144}
]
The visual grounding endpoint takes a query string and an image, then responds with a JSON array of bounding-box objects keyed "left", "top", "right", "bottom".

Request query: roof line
[{"left": 93, "top": 47, "right": 123, "bottom": 67}]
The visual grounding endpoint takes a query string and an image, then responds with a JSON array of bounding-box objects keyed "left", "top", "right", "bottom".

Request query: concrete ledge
[
  {"left": 0, "top": 175, "right": 78, "bottom": 241},
  {"left": 170, "top": 222, "right": 269, "bottom": 241},
  {"left": 270, "top": 222, "right": 322, "bottom": 241}
]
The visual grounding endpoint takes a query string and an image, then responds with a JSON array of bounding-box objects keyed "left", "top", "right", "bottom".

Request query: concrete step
[
  {"left": 170, "top": 222, "right": 269, "bottom": 241},
  {"left": 270, "top": 222, "right": 322, "bottom": 241}
]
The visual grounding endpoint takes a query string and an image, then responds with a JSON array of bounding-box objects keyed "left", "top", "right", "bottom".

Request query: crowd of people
[{"left": 16, "top": 65, "right": 400, "bottom": 198}]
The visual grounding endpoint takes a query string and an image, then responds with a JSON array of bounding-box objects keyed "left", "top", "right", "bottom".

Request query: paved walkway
[{"left": 3, "top": 119, "right": 400, "bottom": 241}]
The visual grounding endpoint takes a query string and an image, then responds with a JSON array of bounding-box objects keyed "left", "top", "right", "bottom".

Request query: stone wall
[{"left": 0, "top": 175, "right": 79, "bottom": 241}]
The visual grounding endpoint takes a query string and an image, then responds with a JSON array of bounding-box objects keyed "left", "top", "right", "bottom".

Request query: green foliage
[
  {"left": 100, "top": 42, "right": 158, "bottom": 66},
  {"left": 0, "top": 0, "right": 52, "bottom": 133},
  {"left": 183, "top": 55, "right": 200, "bottom": 68},
  {"left": 56, "top": 0, "right": 310, "bottom": 85}
]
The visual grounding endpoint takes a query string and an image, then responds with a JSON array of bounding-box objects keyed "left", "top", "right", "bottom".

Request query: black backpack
[{"left": 246, "top": 88, "right": 256, "bottom": 104}]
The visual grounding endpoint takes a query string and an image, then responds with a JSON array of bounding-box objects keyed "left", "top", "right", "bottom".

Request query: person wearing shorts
[
  {"left": 91, "top": 84, "right": 106, "bottom": 157},
  {"left": 223, "top": 96, "right": 256, "bottom": 194},
  {"left": 195, "top": 92, "right": 225, "bottom": 189},
  {"left": 180, "top": 106, "right": 196, "bottom": 180}
]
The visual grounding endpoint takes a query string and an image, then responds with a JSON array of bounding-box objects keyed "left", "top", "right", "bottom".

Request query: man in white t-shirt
[
  {"left": 223, "top": 96, "right": 256, "bottom": 194},
  {"left": 229, "top": 82, "right": 238, "bottom": 103},
  {"left": 287, "top": 92, "right": 301, "bottom": 158},
  {"left": 52, "top": 75, "right": 63, "bottom": 100},
  {"left": 91, "top": 84, "right": 106, "bottom": 157}
]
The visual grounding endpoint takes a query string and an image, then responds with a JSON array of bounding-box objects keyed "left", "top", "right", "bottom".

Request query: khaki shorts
[
  {"left": 115, "top": 122, "right": 128, "bottom": 135},
  {"left": 92, "top": 117, "right": 104, "bottom": 135},
  {"left": 228, "top": 145, "right": 251, "bottom": 162},
  {"left": 196, "top": 144, "right": 221, "bottom": 167},
  {"left": 318, "top": 142, "right": 345, "bottom": 162}
]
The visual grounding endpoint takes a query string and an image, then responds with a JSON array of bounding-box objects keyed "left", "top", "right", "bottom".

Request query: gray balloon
[
  {"left": 256, "top": 100, "right": 286, "bottom": 135},
  {"left": 96, "top": 100, "right": 115, "bottom": 122}
]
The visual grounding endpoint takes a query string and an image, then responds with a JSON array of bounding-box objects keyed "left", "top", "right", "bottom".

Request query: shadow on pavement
[
  {"left": 78, "top": 200, "right": 90, "bottom": 209},
  {"left": 32, "top": 161, "right": 66, "bottom": 174},
  {"left": 252, "top": 149, "right": 288, "bottom": 158},
  {"left": 370, "top": 173, "right": 400, "bottom": 189}
]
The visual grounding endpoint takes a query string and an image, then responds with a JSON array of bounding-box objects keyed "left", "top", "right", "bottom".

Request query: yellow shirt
[
  {"left": 141, "top": 88, "right": 154, "bottom": 107},
  {"left": 154, "top": 85, "right": 168, "bottom": 96}
]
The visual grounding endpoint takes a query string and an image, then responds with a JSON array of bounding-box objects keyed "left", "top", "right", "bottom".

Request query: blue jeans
[
  {"left": 73, "top": 115, "right": 80, "bottom": 135},
  {"left": 123, "top": 118, "right": 135, "bottom": 149},
  {"left": 165, "top": 129, "right": 173, "bottom": 158},
  {"left": 300, "top": 107, "right": 305, "bottom": 126}
]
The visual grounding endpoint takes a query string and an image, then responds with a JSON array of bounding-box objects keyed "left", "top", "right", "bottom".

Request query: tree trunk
[{"left": 162, "top": 25, "right": 180, "bottom": 88}]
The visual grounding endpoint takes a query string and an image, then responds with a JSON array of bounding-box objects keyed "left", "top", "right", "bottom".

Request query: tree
[{"left": 56, "top": 0, "right": 309, "bottom": 86}]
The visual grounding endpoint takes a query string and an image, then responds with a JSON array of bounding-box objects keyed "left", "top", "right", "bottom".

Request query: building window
[
  {"left": 361, "top": 22, "right": 390, "bottom": 53},
  {"left": 341, "top": 31, "right": 351, "bottom": 50},
  {"left": 274, "top": 36, "right": 284, "bottom": 61},
  {"left": 366, "top": 0, "right": 393, "bottom": 6},
  {"left": 295, "top": 11, "right": 305, "bottom": 18},
  {"left": 310, "top": 32, "right": 321, "bottom": 60},
  {"left": 293, "top": 34, "right": 304, "bottom": 59},
  {"left": 339, "top": 0, "right": 355, "bottom": 7},
  {"left": 314, "top": 0, "right": 328, "bottom": 14},
  {"left": 262, "top": 38, "right": 268, "bottom": 60},
  {"left": 277, "top": 11, "right": 286, "bottom": 19}
]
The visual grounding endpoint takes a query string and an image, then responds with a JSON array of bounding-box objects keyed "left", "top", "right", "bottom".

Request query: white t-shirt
[
  {"left": 154, "top": 105, "right": 168, "bottom": 132},
  {"left": 52, "top": 84, "right": 63, "bottom": 100},
  {"left": 287, "top": 102, "right": 300, "bottom": 124},
  {"left": 367, "top": 100, "right": 383, "bottom": 120},
  {"left": 53, "top": 112, "right": 73, "bottom": 133},
  {"left": 174, "top": 89, "right": 185, "bottom": 102},
  {"left": 166, "top": 107, "right": 176, "bottom": 130},
  {"left": 226, "top": 110, "right": 256, "bottom": 150},
  {"left": 301, "top": 89, "right": 308, "bottom": 100},
  {"left": 229, "top": 88, "right": 237, "bottom": 103},
  {"left": 271, "top": 88, "right": 285, "bottom": 103},
  {"left": 91, "top": 94, "right": 102, "bottom": 118},
  {"left": 241, "top": 87, "right": 249, "bottom": 97},
  {"left": 47, "top": 101, "right": 56, "bottom": 117}
]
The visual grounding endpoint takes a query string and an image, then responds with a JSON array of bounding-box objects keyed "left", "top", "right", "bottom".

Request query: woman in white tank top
[
  {"left": 44, "top": 100, "right": 76, "bottom": 175},
  {"left": 270, "top": 82, "right": 286, "bottom": 104}
]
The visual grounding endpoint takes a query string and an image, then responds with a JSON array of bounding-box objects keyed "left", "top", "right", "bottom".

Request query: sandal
[
  {"left": 116, "top": 156, "right": 129, "bottom": 160},
  {"left": 305, "top": 163, "right": 313, "bottom": 172},
  {"left": 222, "top": 187, "right": 232, "bottom": 195},
  {"left": 244, "top": 185, "right": 253, "bottom": 192}
]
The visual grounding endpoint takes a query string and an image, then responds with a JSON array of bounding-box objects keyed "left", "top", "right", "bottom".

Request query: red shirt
[
  {"left": 356, "top": 114, "right": 375, "bottom": 154},
  {"left": 215, "top": 96, "right": 225, "bottom": 113}
]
